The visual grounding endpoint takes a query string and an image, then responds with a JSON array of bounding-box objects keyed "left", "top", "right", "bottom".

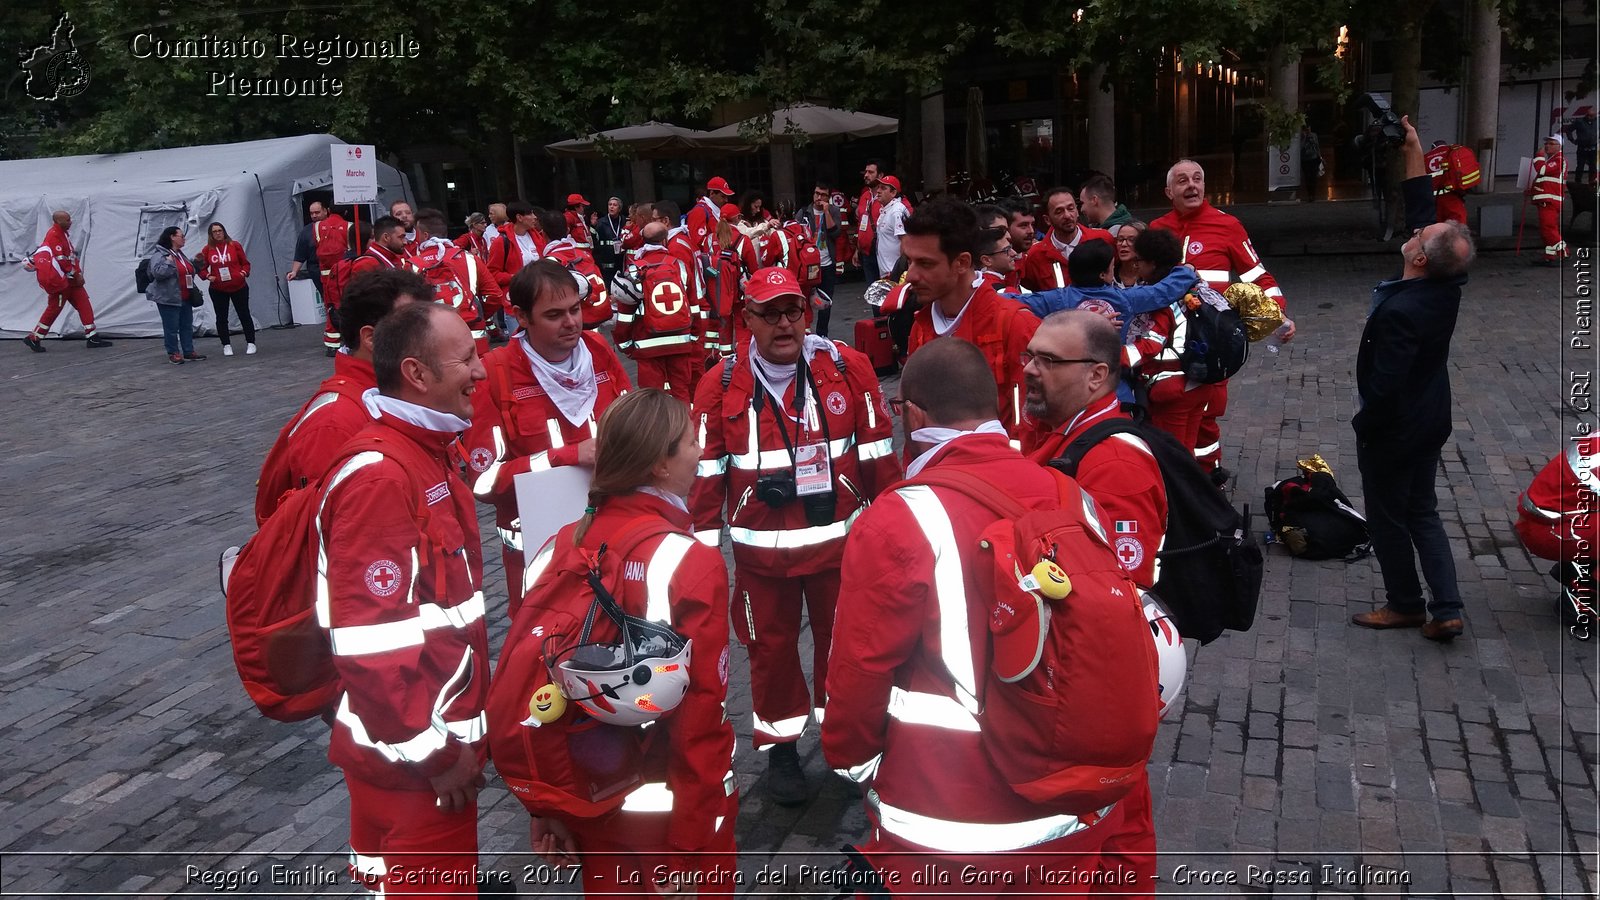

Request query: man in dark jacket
[{"left": 1351, "top": 115, "right": 1476, "bottom": 642}]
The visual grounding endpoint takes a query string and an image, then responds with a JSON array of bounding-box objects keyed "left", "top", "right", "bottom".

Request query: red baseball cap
[
  {"left": 878, "top": 175, "right": 902, "bottom": 193},
  {"left": 720, "top": 203, "right": 741, "bottom": 219},
  {"left": 706, "top": 177, "right": 734, "bottom": 195},
  {"left": 566, "top": 193, "right": 590, "bottom": 206},
  {"left": 744, "top": 267, "right": 803, "bottom": 305},
  {"left": 988, "top": 572, "right": 1053, "bottom": 683}
]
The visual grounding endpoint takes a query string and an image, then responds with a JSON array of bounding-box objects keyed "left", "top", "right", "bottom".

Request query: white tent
[{"left": 0, "top": 135, "right": 409, "bottom": 339}]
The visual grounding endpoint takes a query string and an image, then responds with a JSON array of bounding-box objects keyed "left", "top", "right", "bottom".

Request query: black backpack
[
  {"left": 1053, "top": 418, "right": 1263, "bottom": 645},
  {"left": 134, "top": 257, "right": 152, "bottom": 294},
  {"left": 1264, "top": 472, "right": 1372, "bottom": 560},
  {"left": 1180, "top": 290, "right": 1250, "bottom": 384}
]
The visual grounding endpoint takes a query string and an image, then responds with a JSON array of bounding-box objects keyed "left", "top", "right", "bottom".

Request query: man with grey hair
[{"left": 1350, "top": 114, "right": 1476, "bottom": 642}]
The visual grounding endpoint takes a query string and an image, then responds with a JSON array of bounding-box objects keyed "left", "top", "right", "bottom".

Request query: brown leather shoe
[
  {"left": 1351, "top": 608, "right": 1426, "bottom": 629},
  {"left": 1422, "top": 618, "right": 1464, "bottom": 642}
]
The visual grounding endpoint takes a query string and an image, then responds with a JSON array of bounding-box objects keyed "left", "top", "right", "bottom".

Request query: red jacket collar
[
  {"left": 333, "top": 351, "right": 377, "bottom": 387},
  {"left": 1165, "top": 202, "right": 1217, "bottom": 225},
  {"left": 46, "top": 223, "right": 71, "bottom": 249},
  {"left": 597, "top": 489, "right": 694, "bottom": 531},
  {"left": 1060, "top": 394, "right": 1125, "bottom": 442},
  {"left": 916, "top": 432, "right": 1020, "bottom": 472}
]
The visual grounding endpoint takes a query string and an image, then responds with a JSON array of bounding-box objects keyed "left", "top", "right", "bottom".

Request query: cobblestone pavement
[{"left": 1, "top": 243, "right": 1595, "bottom": 898}]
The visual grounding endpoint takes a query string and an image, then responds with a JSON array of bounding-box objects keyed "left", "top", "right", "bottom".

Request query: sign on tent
[{"left": 332, "top": 145, "right": 378, "bottom": 204}]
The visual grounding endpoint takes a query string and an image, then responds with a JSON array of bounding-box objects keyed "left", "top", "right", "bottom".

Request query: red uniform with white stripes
[
  {"left": 345, "top": 242, "right": 413, "bottom": 279},
  {"left": 1151, "top": 203, "right": 1286, "bottom": 471},
  {"left": 315, "top": 398, "right": 490, "bottom": 897},
  {"left": 686, "top": 196, "right": 722, "bottom": 257},
  {"left": 1425, "top": 145, "right": 1470, "bottom": 225},
  {"left": 410, "top": 237, "right": 505, "bottom": 355},
  {"left": 666, "top": 227, "right": 713, "bottom": 348},
  {"left": 541, "top": 237, "right": 612, "bottom": 329},
  {"left": 1516, "top": 437, "right": 1600, "bottom": 564},
  {"left": 1125, "top": 304, "right": 1215, "bottom": 453},
  {"left": 616, "top": 246, "right": 703, "bottom": 402},
  {"left": 518, "top": 492, "right": 738, "bottom": 897},
  {"left": 461, "top": 333, "right": 632, "bottom": 607},
  {"left": 1530, "top": 151, "right": 1568, "bottom": 261},
  {"left": 29, "top": 223, "right": 100, "bottom": 340},
  {"left": 1018, "top": 226, "right": 1115, "bottom": 292},
  {"left": 487, "top": 229, "right": 548, "bottom": 292},
  {"left": 823, "top": 432, "right": 1128, "bottom": 892},
  {"left": 855, "top": 188, "right": 879, "bottom": 261},
  {"left": 906, "top": 283, "right": 1042, "bottom": 447},
  {"left": 254, "top": 352, "right": 378, "bottom": 524},
  {"left": 454, "top": 230, "right": 489, "bottom": 261},
  {"left": 564, "top": 209, "right": 592, "bottom": 250},
  {"left": 690, "top": 343, "right": 900, "bottom": 748}
]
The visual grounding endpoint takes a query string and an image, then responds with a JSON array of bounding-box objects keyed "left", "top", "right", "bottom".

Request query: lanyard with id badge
[{"left": 752, "top": 360, "right": 838, "bottom": 527}]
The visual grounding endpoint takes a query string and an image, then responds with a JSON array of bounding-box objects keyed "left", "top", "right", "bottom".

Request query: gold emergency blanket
[
  {"left": 1224, "top": 282, "right": 1284, "bottom": 342},
  {"left": 1297, "top": 453, "right": 1334, "bottom": 477}
]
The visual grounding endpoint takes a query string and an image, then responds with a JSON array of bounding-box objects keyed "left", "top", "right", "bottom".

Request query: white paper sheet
[{"left": 514, "top": 466, "right": 593, "bottom": 570}]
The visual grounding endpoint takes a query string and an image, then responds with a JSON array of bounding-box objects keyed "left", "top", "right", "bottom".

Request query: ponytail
[{"left": 571, "top": 390, "right": 691, "bottom": 545}]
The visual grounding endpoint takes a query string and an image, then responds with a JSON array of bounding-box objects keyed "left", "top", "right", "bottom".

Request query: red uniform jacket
[
  {"left": 312, "top": 215, "right": 350, "bottom": 276},
  {"left": 461, "top": 334, "right": 632, "bottom": 555},
  {"left": 1516, "top": 436, "right": 1599, "bottom": 562},
  {"left": 855, "top": 188, "right": 879, "bottom": 255},
  {"left": 1027, "top": 395, "right": 1167, "bottom": 587},
  {"left": 254, "top": 352, "right": 378, "bottom": 523},
  {"left": 197, "top": 240, "right": 251, "bottom": 292},
  {"left": 317, "top": 403, "right": 490, "bottom": 790},
  {"left": 686, "top": 197, "right": 721, "bottom": 256},
  {"left": 907, "top": 283, "right": 1041, "bottom": 443},
  {"left": 346, "top": 243, "right": 412, "bottom": 280},
  {"left": 454, "top": 231, "right": 489, "bottom": 260},
  {"left": 616, "top": 246, "right": 703, "bottom": 358},
  {"left": 1530, "top": 152, "right": 1566, "bottom": 205},
  {"left": 690, "top": 344, "right": 900, "bottom": 577},
  {"left": 824, "top": 433, "right": 1113, "bottom": 851},
  {"left": 1018, "top": 226, "right": 1115, "bottom": 292},
  {"left": 410, "top": 238, "right": 505, "bottom": 323},
  {"left": 620, "top": 223, "right": 644, "bottom": 252},
  {"left": 487, "top": 229, "right": 548, "bottom": 291},
  {"left": 1151, "top": 203, "right": 1285, "bottom": 308},
  {"left": 31, "top": 224, "right": 80, "bottom": 295},
  {"left": 523, "top": 491, "right": 736, "bottom": 860},
  {"left": 542, "top": 237, "right": 611, "bottom": 327},
  {"left": 564, "top": 209, "right": 592, "bottom": 248}
]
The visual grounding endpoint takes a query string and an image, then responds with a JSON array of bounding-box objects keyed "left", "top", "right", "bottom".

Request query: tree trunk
[
  {"left": 1465, "top": 0, "right": 1502, "bottom": 187},
  {"left": 897, "top": 82, "right": 924, "bottom": 196},
  {"left": 1087, "top": 64, "right": 1116, "bottom": 179},
  {"left": 1387, "top": 1, "right": 1434, "bottom": 234}
]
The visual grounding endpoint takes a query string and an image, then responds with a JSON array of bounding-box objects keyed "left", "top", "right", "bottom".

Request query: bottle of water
[{"left": 1266, "top": 323, "right": 1291, "bottom": 355}]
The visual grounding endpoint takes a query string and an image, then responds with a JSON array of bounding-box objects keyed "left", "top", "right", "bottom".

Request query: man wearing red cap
[
  {"left": 563, "top": 194, "right": 593, "bottom": 253},
  {"left": 902, "top": 197, "right": 1041, "bottom": 448},
  {"left": 1019, "top": 187, "right": 1114, "bottom": 292},
  {"left": 688, "top": 176, "right": 735, "bottom": 259},
  {"left": 691, "top": 266, "right": 899, "bottom": 807},
  {"left": 873, "top": 175, "right": 910, "bottom": 276},
  {"left": 825, "top": 336, "right": 1134, "bottom": 893}
]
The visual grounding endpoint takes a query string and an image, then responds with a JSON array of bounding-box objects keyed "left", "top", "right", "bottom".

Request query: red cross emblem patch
[
  {"left": 1114, "top": 537, "right": 1144, "bottom": 571},
  {"left": 364, "top": 559, "right": 403, "bottom": 598},
  {"left": 650, "top": 281, "right": 685, "bottom": 317}
]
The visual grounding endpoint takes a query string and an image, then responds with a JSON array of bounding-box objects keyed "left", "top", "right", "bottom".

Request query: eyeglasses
[
  {"left": 1019, "top": 350, "right": 1106, "bottom": 370},
  {"left": 748, "top": 306, "right": 806, "bottom": 325},
  {"left": 888, "top": 398, "right": 911, "bottom": 414},
  {"left": 1115, "top": 236, "right": 1137, "bottom": 244},
  {"left": 985, "top": 245, "right": 1019, "bottom": 258}
]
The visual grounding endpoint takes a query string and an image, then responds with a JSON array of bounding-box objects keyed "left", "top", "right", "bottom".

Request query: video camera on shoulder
[{"left": 1356, "top": 93, "right": 1405, "bottom": 146}]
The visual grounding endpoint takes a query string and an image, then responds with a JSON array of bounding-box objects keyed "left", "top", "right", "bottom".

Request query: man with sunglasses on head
[{"left": 690, "top": 266, "right": 900, "bottom": 808}]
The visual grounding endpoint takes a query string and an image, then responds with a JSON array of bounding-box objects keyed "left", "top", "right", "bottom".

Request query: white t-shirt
[
  {"left": 875, "top": 198, "right": 908, "bottom": 274},
  {"left": 515, "top": 231, "right": 539, "bottom": 264}
]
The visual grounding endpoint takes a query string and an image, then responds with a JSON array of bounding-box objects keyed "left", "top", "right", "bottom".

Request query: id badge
[
  {"left": 217, "top": 266, "right": 231, "bottom": 282},
  {"left": 793, "top": 441, "right": 833, "bottom": 496}
]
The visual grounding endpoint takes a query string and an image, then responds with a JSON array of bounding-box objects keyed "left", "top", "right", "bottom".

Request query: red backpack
[
  {"left": 223, "top": 434, "right": 431, "bottom": 722},
  {"left": 1445, "top": 145, "right": 1482, "bottom": 192},
  {"left": 635, "top": 257, "right": 696, "bottom": 340},
  {"left": 321, "top": 255, "right": 359, "bottom": 310},
  {"left": 911, "top": 467, "right": 1161, "bottom": 816},
  {"left": 772, "top": 225, "right": 822, "bottom": 292},
  {"left": 488, "top": 518, "right": 677, "bottom": 818},
  {"left": 414, "top": 245, "right": 477, "bottom": 314},
  {"left": 709, "top": 248, "right": 744, "bottom": 319},
  {"left": 253, "top": 376, "right": 371, "bottom": 524}
]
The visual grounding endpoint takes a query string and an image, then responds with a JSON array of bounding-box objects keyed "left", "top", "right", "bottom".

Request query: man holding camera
[{"left": 690, "top": 267, "right": 901, "bottom": 807}]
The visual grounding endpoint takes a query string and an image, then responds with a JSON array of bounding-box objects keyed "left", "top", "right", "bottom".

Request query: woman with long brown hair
[
  {"left": 195, "top": 222, "right": 255, "bottom": 355},
  {"left": 495, "top": 389, "right": 737, "bottom": 898}
]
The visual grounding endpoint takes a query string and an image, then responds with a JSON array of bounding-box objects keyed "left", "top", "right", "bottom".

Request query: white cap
[{"left": 1547, "top": 134, "right": 1565, "bottom": 146}]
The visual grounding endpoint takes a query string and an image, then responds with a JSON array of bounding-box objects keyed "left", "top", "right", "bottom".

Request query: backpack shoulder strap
[
  {"left": 908, "top": 469, "right": 1027, "bottom": 520},
  {"left": 720, "top": 351, "right": 739, "bottom": 389},
  {"left": 1048, "top": 419, "right": 1140, "bottom": 477}
]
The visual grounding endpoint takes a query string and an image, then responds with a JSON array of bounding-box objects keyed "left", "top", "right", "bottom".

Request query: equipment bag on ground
[
  {"left": 911, "top": 467, "right": 1160, "bottom": 816},
  {"left": 1264, "top": 471, "right": 1372, "bottom": 560},
  {"left": 1052, "top": 418, "right": 1264, "bottom": 644}
]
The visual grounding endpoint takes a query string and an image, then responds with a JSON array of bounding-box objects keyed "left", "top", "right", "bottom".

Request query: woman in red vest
[{"left": 195, "top": 223, "right": 255, "bottom": 356}]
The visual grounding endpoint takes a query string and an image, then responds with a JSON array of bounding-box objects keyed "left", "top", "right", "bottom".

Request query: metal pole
[{"left": 253, "top": 173, "right": 291, "bottom": 328}]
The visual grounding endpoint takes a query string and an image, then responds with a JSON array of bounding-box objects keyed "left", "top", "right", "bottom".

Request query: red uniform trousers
[
  {"left": 858, "top": 817, "right": 1140, "bottom": 898},
  {"left": 562, "top": 807, "right": 739, "bottom": 899},
  {"left": 1088, "top": 775, "right": 1156, "bottom": 897},
  {"left": 635, "top": 353, "right": 698, "bottom": 403},
  {"left": 32, "top": 286, "right": 98, "bottom": 338},
  {"left": 1145, "top": 378, "right": 1211, "bottom": 453},
  {"left": 734, "top": 568, "right": 840, "bottom": 748},
  {"left": 1435, "top": 193, "right": 1467, "bottom": 225},
  {"left": 1538, "top": 203, "right": 1567, "bottom": 261},
  {"left": 1195, "top": 380, "right": 1227, "bottom": 470},
  {"left": 345, "top": 775, "right": 479, "bottom": 898}
]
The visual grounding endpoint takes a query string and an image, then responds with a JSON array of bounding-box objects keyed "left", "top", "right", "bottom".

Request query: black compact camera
[
  {"left": 1357, "top": 93, "right": 1405, "bottom": 146},
  {"left": 756, "top": 471, "right": 797, "bottom": 507}
]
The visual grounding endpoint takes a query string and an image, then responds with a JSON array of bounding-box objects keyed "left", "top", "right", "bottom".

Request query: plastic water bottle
[{"left": 1265, "top": 322, "right": 1292, "bottom": 356}]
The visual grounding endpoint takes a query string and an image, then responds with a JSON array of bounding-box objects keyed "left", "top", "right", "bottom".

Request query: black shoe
[
  {"left": 183, "top": 351, "right": 207, "bottom": 361},
  {"left": 1210, "top": 466, "right": 1232, "bottom": 488},
  {"left": 23, "top": 335, "right": 45, "bottom": 353},
  {"left": 85, "top": 335, "right": 112, "bottom": 348},
  {"left": 765, "top": 742, "right": 809, "bottom": 807}
]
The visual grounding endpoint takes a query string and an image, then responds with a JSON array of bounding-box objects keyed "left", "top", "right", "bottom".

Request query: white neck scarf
[
  {"left": 639, "top": 485, "right": 690, "bottom": 513},
  {"left": 362, "top": 389, "right": 471, "bottom": 434},
  {"left": 905, "top": 420, "right": 1009, "bottom": 477},
  {"left": 748, "top": 335, "right": 838, "bottom": 426},
  {"left": 929, "top": 287, "right": 978, "bottom": 336},
  {"left": 520, "top": 335, "right": 598, "bottom": 427}
]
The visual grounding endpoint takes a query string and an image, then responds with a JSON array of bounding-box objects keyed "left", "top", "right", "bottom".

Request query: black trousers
[
  {"left": 209, "top": 284, "right": 255, "bottom": 345},
  {"left": 1356, "top": 441, "right": 1463, "bottom": 620},
  {"left": 813, "top": 263, "right": 839, "bottom": 337}
]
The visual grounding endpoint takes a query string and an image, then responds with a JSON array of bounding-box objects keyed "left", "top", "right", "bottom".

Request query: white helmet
[
  {"left": 547, "top": 566, "right": 693, "bottom": 727},
  {"left": 611, "top": 271, "right": 643, "bottom": 307},
  {"left": 1142, "top": 592, "right": 1187, "bottom": 717}
]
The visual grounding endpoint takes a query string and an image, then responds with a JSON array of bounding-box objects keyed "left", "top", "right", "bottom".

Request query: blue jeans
[{"left": 157, "top": 302, "right": 195, "bottom": 356}]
